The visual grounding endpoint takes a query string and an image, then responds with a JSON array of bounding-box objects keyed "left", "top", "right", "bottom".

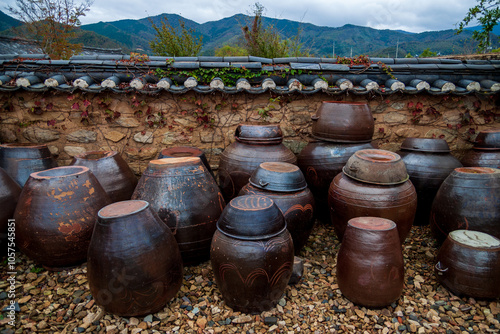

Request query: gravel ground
[{"left": 1, "top": 223, "right": 499, "bottom": 334}]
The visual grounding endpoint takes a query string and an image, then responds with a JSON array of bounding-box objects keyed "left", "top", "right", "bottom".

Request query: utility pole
[
  {"left": 350, "top": 47, "right": 353, "bottom": 58},
  {"left": 333, "top": 41, "right": 335, "bottom": 58},
  {"left": 396, "top": 39, "right": 399, "bottom": 58}
]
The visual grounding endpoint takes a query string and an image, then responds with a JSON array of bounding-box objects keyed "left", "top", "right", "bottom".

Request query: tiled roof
[{"left": 0, "top": 54, "right": 499, "bottom": 95}]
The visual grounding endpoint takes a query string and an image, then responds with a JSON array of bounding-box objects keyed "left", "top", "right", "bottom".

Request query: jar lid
[
  {"left": 217, "top": 195, "right": 286, "bottom": 240},
  {"left": 249, "top": 162, "right": 307, "bottom": 192},
  {"left": 348, "top": 217, "right": 397, "bottom": 231},
  {"left": 449, "top": 230, "right": 500, "bottom": 249},
  {"left": 98, "top": 200, "right": 149, "bottom": 219},
  {"left": 400, "top": 138, "right": 450, "bottom": 153},
  {"left": 235, "top": 123, "right": 283, "bottom": 144}
]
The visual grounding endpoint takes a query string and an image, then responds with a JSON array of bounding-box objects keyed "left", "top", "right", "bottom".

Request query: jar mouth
[
  {"left": 98, "top": 200, "right": 149, "bottom": 219},
  {"left": 0, "top": 143, "right": 48, "bottom": 149},
  {"left": 322, "top": 101, "right": 368, "bottom": 106},
  {"left": 76, "top": 151, "right": 115, "bottom": 160},
  {"left": 356, "top": 149, "right": 400, "bottom": 163},
  {"left": 348, "top": 217, "right": 396, "bottom": 231},
  {"left": 32, "top": 166, "right": 88, "bottom": 179},
  {"left": 150, "top": 157, "right": 200, "bottom": 165},
  {"left": 456, "top": 167, "right": 497, "bottom": 174}
]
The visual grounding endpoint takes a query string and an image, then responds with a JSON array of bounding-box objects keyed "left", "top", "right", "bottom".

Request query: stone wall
[{"left": 0, "top": 90, "right": 498, "bottom": 175}]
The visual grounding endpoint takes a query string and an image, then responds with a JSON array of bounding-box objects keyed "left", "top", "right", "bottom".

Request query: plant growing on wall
[{"left": 149, "top": 17, "right": 203, "bottom": 57}]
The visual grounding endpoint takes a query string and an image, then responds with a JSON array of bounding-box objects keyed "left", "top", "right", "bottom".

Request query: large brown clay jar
[
  {"left": 430, "top": 167, "right": 500, "bottom": 243},
  {"left": 87, "top": 200, "right": 183, "bottom": 316},
  {"left": 14, "top": 166, "right": 111, "bottom": 270},
  {"left": 218, "top": 124, "right": 297, "bottom": 202},
  {"left": 0, "top": 143, "right": 57, "bottom": 186},
  {"left": 70, "top": 151, "right": 137, "bottom": 202},
  {"left": 461, "top": 129, "right": 500, "bottom": 168},
  {"left": 297, "top": 140, "right": 375, "bottom": 223},
  {"left": 211, "top": 195, "right": 294, "bottom": 313},
  {"left": 238, "top": 162, "right": 315, "bottom": 254},
  {"left": 0, "top": 167, "right": 22, "bottom": 254},
  {"left": 337, "top": 217, "right": 404, "bottom": 307},
  {"left": 132, "top": 157, "right": 225, "bottom": 265},
  {"left": 435, "top": 230, "right": 500, "bottom": 299}
]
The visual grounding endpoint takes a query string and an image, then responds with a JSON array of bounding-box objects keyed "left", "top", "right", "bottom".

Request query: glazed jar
[
  {"left": 297, "top": 140, "right": 375, "bottom": 223},
  {"left": 461, "top": 129, "right": 500, "bottom": 168},
  {"left": 218, "top": 123, "right": 297, "bottom": 201},
  {"left": 399, "top": 138, "right": 462, "bottom": 226},
  {"left": 337, "top": 217, "right": 404, "bottom": 307},
  {"left": 239, "top": 162, "right": 315, "bottom": 254},
  {"left": 87, "top": 200, "right": 183, "bottom": 316},
  {"left": 14, "top": 166, "right": 111, "bottom": 270},
  {"left": 435, "top": 230, "right": 500, "bottom": 299},
  {"left": 158, "top": 146, "right": 215, "bottom": 179},
  {"left": 0, "top": 143, "right": 57, "bottom": 186},
  {"left": 311, "top": 101, "right": 374, "bottom": 143},
  {"left": 0, "top": 168, "right": 22, "bottom": 254},
  {"left": 70, "top": 151, "right": 137, "bottom": 202},
  {"left": 430, "top": 167, "right": 500, "bottom": 243},
  {"left": 132, "top": 157, "right": 225, "bottom": 265},
  {"left": 211, "top": 195, "right": 294, "bottom": 313},
  {"left": 328, "top": 149, "right": 417, "bottom": 243}
]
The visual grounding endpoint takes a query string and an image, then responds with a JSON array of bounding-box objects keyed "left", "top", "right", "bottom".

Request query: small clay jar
[
  {"left": 14, "top": 166, "right": 111, "bottom": 270},
  {"left": 87, "top": 200, "right": 183, "bottom": 316},
  {"left": 435, "top": 230, "right": 500, "bottom": 299},
  {"left": 336, "top": 217, "right": 404, "bottom": 308},
  {"left": 211, "top": 195, "right": 294, "bottom": 313},
  {"left": 70, "top": 150, "right": 137, "bottom": 202},
  {"left": 0, "top": 167, "right": 22, "bottom": 254}
]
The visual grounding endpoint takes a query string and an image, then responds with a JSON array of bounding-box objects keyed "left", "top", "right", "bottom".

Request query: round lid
[
  {"left": 400, "top": 138, "right": 450, "bottom": 152},
  {"left": 99, "top": 200, "right": 149, "bottom": 219},
  {"left": 235, "top": 123, "right": 283, "bottom": 144},
  {"left": 473, "top": 129, "right": 500, "bottom": 150},
  {"left": 249, "top": 162, "right": 307, "bottom": 192},
  {"left": 217, "top": 195, "right": 286, "bottom": 240},
  {"left": 455, "top": 167, "right": 498, "bottom": 174},
  {"left": 348, "top": 217, "right": 397, "bottom": 231},
  {"left": 449, "top": 230, "right": 500, "bottom": 249}
]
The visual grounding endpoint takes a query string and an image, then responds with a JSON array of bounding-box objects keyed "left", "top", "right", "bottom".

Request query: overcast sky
[{"left": 4, "top": 0, "right": 480, "bottom": 33}]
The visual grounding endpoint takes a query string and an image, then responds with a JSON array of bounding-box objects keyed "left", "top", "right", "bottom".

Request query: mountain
[
  {"left": 0, "top": 10, "right": 22, "bottom": 31},
  {"left": 0, "top": 10, "right": 496, "bottom": 57}
]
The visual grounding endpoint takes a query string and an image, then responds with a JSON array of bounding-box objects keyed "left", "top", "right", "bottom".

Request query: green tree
[
  {"left": 215, "top": 45, "right": 248, "bottom": 57},
  {"left": 7, "top": 0, "right": 93, "bottom": 59},
  {"left": 456, "top": 0, "right": 500, "bottom": 52},
  {"left": 149, "top": 17, "right": 203, "bottom": 57},
  {"left": 420, "top": 48, "right": 438, "bottom": 57}
]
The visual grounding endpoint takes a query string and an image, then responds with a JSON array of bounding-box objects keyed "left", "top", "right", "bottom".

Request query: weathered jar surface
[
  {"left": 461, "top": 129, "right": 500, "bottom": 168},
  {"left": 132, "top": 157, "right": 225, "bottom": 265},
  {"left": 337, "top": 217, "right": 404, "bottom": 308},
  {"left": 218, "top": 123, "right": 297, "bottom": 202},
  {"left": 435, "top": 230, "right": 500, "bottom": 299},
  {"left": 158, "top": 146, "right": 215, "bottom": 179},
  {"left": 430, "top": 167, "right": 500, "bottom": 243},
  {"left": 239, "top": 162, "right": 315, "bottom": 254},
  {"left": 0, "top": 143, "right": 57, "bottom": 186},
  {"left": 0, "top": 167, "right": 22, "bottom": 254},
  {"left": 87, "top": 200, "right": 183, "bottom": 316},
  {"left": 70, "top": 150, "right": 137, "bottom": 203},
  {"left": 14, "top": 166, "right": 111, "bottom": 270},
  {"left": 211, "top": 195, "right": 294, "bottom": 313}
]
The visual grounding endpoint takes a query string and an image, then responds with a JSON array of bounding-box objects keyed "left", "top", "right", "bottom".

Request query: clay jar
[
  {"left": 0, "top": 168, "right": 22, "bottom": 254},
  {"left": 218, "top": 123, "right": 297, "bottom": 202},
  {"left": 87, "top": 200, "right": 183, "bottom": 316},
  {"left": 399, "top": 138, "right": 462, "bottom": 226},
  {"left": 211, "top": 195, "right": 294, "bottom": 313},
  {"left": 158, "top": 146, "right": 215, "bottom": 179},
  {"left": 0, "top": 143, "right": 57, "bottom": 186},
  {"left": 461, "top": 129, "right": 500, "bottom": 168},
  {"left": 311, "top": 101, "right": 374, "bottom": 143},
  {"left": 430, "top": 167, "right": 500, "bottom": 243},
  {"left": 70, "top": 151, "right": 137, "bottom": 202},
  {"left": 239, "top": 162, "right": 315, "bottom": 254},
  {"left": 14, "top": 166, "right": 111, "bottom": 270},
  {"left": 337, "top": 217, "right": 404, "bottom": 307},
  {"left": 297, "top": 140, "right": 375, "bottom": 223},
  {"left": 435, "top": 230, "right": 500, "bottom": 299},
  {"left": 328, "top": 149, "right": 417, "bottom": 243},
  {"left": 132, "top": 157, "right": 225, "bottom": 265}
]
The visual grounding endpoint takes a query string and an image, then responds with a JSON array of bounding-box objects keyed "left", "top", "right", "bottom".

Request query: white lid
[{"left": 449, "top": 230, "right": 500, "bottom": 248}]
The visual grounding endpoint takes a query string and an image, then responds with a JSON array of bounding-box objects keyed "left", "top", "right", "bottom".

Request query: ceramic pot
[
  {"left": 14, "top": 166, "right": 111, "bottom": 270},
  {"left": 132, "top": 157, "right": 225, "bottom": 265},
  {"left": 328, "top": 172, "right": 417, "bottom": 243},
  {"left": 435, "top": 230, "right": 500, "bottom": 299},
  {"left": 311, "top": 101, "right": 374, "bottom": 143},
  {"left": 430, "top": 167, "right": 500, "bottom": 243},
  {"left": 218, "top": 124, "right": 297, "bottom": 201},
  {"left": 399, "top": 138, "right": 462, "bottom": 226},
  {"left": 0, "top": 167, "right": 22, "bottom": 254},
  {"left": 337, "top": 217, "right": 404, "bottom": 307},
  {"left": 158, "top": 146, "right": 215, "bottom": 179},
  {"left": 239, "top": 162, "right": 315, "bottom": 254},
  {"left": 70, "top": 151, "right": 137, "bottom": 203},
  {"left": 297, "top": 141, "right": 375, "bottom": 223},
  {"left": 472, "top": 128, "right": 500, "bottom": 150},
  {"left": 87, "top": 200, "right": 183, "bottom": 316},
  {"left": 461, "top": 149, "right": 500, "bottom": 169},
  {"left": 0, "top": 143, "right": 57, "bottom": 186},
  {"left": 211, "top": 195, "right": 294, "bottom": 313}
]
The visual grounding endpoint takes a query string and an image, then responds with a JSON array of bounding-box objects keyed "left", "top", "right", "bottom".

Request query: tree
[
  {"left": 7, "top": 0, "right": 93, "bottom": 59},
  {"left": 215, "top": 45, "right": 248, "bottom": 57},
  {"left": 149, "top": 17, "right": 203, "bottom": 57},
  {"left": 456, "top": 0, "right": 500, "bottom": 52},
  {"left": 420, "top": 48, "right": 438, "bottom": 57}
]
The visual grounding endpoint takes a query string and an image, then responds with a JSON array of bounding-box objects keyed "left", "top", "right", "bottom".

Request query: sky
[{"left": 3, "top": 0, "right": 480, "bottom": 33}]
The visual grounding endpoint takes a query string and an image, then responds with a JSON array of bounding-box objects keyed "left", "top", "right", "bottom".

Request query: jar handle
[
  {"left": 311, "top": 115, "right": 320, "bottom": 121},
  {"left": 435, "top": 261, "right": 448, "bottom": 275},
  {"left": 349, "top": 166, "right": 358, "bottom": 172},
  {"left": 259, "top": 180, "right": 269, "bottom": 187}
]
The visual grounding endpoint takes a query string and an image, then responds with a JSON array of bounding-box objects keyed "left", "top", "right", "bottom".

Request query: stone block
[
  {"left": 124, "top": 147, "right": 158, "bottom": 160},
  {"left": 67, "top": 130, "right": 97, "bottom": 143},
  {"left": 63, "top": 146, "right": 86, "bottom": 157},
  {"left": 133, "top": 131, "right": 154, "bottom": 144},
  {"left": 104, "top": 131, "right": 126, "bottom": 143},
  {"left": 384, "top": 112, "right": 408, "bottom": 124},
  {"left": 23, "top": 127, "right": 60, "bottom": 143},
  {"left": 0, "top": 128, "right": 17, "bottom": 142},
  {"left": 113, "top": 117, "right": 140, "bottom": 128},
  {"left": 395, "top": 127, "right": 421, "bottom": 138}
]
